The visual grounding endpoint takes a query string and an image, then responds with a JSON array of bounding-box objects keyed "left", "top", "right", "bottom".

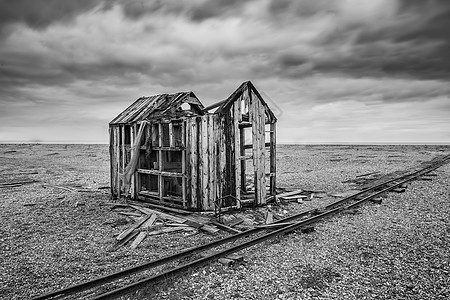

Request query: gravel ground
[{"left": 1, "top": 144, "right": 449, "bottom": 299}]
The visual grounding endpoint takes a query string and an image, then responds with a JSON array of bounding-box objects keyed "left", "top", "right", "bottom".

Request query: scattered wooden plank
[
  {"left": 165, "top": 223, "right": 190, "bottom": 227},
  {"left": 116, "top": 214, "right": 152, "bottom": 241},
  {"left": 199, "top": 224, "right": 220, "bottom": 234},
  {"left": 129, "top": 201, "right": 191, "bottom": 215},
  {"left": 130, "top": 232, "right": 147, "bottom": 249},
  {"left": 279, "top": 194, "right": 308, "bottom": 201},
  {"left": 0, "top": 183, "right": 23, "bottom": 188},
  {"left": 23, "top": 203, "right": 37, "bottom": 206},
  {"left": 117, "top": 211, "right": 142, "bottom": 218},
  {"left": 147, "top": 227, "right": 185, "bottom": 236},
  {"left": 392, "top": 188, "right": 406, "bottom": 193},
  {"left": 113, "top": 230, "right": 139, "bottom": 250},
  {"left": 130, "top": 205, "right": 185, "bottom": 223},
  {"left": 0, "top": 180, "right": 37, "bottom": 188},
  {"left": 276, "top": 189, "right": 303, "bottom": 198},
  {"left": 141, "top": 214, "right": 158, "bottom": 229}
]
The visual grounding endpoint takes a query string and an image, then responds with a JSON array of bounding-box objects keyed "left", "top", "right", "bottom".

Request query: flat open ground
[{"left": 1, "top": 144, "right": 449, "bottom": 300}]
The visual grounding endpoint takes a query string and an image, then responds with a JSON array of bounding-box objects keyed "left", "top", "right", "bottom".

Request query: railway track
[{"left": 32, "top": 154, "right": 450, "bottom": 300}]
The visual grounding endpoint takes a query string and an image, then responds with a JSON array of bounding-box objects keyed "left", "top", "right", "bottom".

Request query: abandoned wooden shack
[{"left": 109, "top": 81, "right": 277, "bottom": 211}]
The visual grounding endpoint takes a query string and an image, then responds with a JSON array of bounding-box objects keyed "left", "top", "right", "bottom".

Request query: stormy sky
[{"left": 0, "top": 0, "right": 449, "bottom": 143}]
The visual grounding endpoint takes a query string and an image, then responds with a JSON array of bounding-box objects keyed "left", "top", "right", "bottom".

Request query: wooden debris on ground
[
  {"left": 276, "top": 189, "right": 316, "bottom": 203},
  {"left": 0, "top": 180, "right": 38, "bottom": 188},
  {"left": 110, "top": 202, "right": 226, "bottom": 250}
]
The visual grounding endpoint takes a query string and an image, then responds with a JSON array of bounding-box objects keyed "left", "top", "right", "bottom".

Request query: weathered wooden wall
[{"left": 185, "top": 114, "right": 225, "bottom": 211}]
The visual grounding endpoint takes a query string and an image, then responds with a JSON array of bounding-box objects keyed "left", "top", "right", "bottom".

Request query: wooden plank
[
  {"left": 208, "top": 114, "right": 216, "bottom": 211},
  {"left": 181, "top": 123, "right": 187, "bottom": 208},
  {"left": 158, "top": 124, "right": 163, "bottom": 203},
  {"left": 129, "top": 201, "right": 191, "bottom": 215},
  {"left": 269, "top": 122, "right": 276, "bottom": 196},
  {"left": 113, "top": 230, "right": 139, "bottom": 250},
  {"left": 169, "top": 123, "right": 174, "bottom": 148},
  {"left": 137, "top": 169, "right": 184, "bottom": 178},
  {"left": 147, "top": 227, "right": 185, "bottom": 236},
  {"left": 233, "top": 103, "right": 241, "bottom": 207},
  {"left": 115, "top": 126, "right": 121, "bottom": 198},
  {"left": 130, "top": 124, "right": 135, "bottom": 198},
  {"left": 240, "top": 127, "right": 246, "bottom": 193},
  {"left": 277, "top": 189, "right": 304, "bottom": 198},
  {"left": 130, "top": 232, "right": 147, "bottom": 249},
  {"left": 141, "top": 214, "right": 158, "bottom": 228},
  {"left": 116, "top": 214, "right": 152, "bottom": 241},
  {"left": 190, "top": 118, "right": 198, "bottom": 209},
  {"left": 250, "top": 91, "right": 260, "bottom": 205},
  {"left": 109, "top": 127, "right": 115, "bottom": 197},
  {"left": 201, "top": 116, "right": 209, "bottom": 210},
  {"left": 117, "top": 211, "right": 142, "bottom": 217},
  {"left": 259, "top": 100, "right": 267, "bottom": 204},
  {"left": 129, "top": 205, "right": 186, "bottom": 223}
]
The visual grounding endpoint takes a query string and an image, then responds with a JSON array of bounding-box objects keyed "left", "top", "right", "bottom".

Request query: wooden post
[
  {"left": 190, "top": 119, "right": 198, "bottom": 209},
  {"left": 158, "top": 123, "right": 163, "bottom": 203},
  {"left": 169, "top": 123, "right": 174, "bottom": 148},
  {"left": 130, "top": 124, "right": 135, "bottom": 198},
  {"left": 240, "top": 127, "right": 246, "bottom": 193},
  {"left": 233, "top": 103, "right": 241, "bottom": 208},
  {"left": 121, "top": 125, "right": 126, "bottom": 197},
  {"left": 208, "top": 114, "right": 216, "bottom": 210},
  {"left": 269, "top": 122, "right": 276, "bottom": 196},
  {"left": 201, "top": 116, "right": 209, "bottom": 210},
  {"left": 181, "top": 122, "right": 186, "bottom": 208}
]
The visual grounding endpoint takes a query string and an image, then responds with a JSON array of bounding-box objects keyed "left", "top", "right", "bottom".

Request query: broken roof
[{"left": 110, "top": 91, "right": 204, "bottom": 125}]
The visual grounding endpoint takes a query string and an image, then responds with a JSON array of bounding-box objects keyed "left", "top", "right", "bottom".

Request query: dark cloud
[
  {"left": 118, "top": 0, "right": 252, "bottom": 22},
  {"left": 0, "top": 0, "right": 111, "bottom": 33}
]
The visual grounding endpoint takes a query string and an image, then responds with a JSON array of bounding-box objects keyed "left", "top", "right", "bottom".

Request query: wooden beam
[{"left": 269, "top": 122, "right": 276, "bottom": 196}]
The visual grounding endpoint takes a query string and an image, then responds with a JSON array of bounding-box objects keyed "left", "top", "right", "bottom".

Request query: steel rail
[
  {"left": 31, "top": 154, "right": 450, "bottom": 300},
  {"left": 93, "top": 154, "right": 450, "bottom": 299}
]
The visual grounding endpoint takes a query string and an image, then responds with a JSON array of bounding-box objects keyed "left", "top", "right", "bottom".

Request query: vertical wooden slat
[
  {"left": 218, "top": 116, "right": 226, "bottom": 210},
  {"left": 181, "top": 122, "right": 186, "bottom": 208},
  {"left": 110, "top": 126, "right": 117, "bottom": 197},
  {"left": 270, "top": 122, "right": 277, "bottom": 196},
  {"left": 158, "top": 123, "right": 163, "bottom": 203},
  {"left": 201, "top": 116, "right": 209, "bottom": 210},
  {"left": 169, "top": 123, "right": 174, "bottom": 148},
  {"left": 184, "top": 120, "right": 190, "bottom": 208},
  {"left": 190, "top": 118, "right": 198, "bottom": 209},
  {"left": 121, "top": 125, "right": 126, "bottom": 196},
  {"left": 259, "top": 99, "right": 267, "bottom": 204},
  {"left": 130, "top": 124, "right": 135, "bottom": 198},
  {"left": 250, "top": 89, "right": 260, "bottom": 206},
  {"left": 233, "top": 103, "right": 241, "bottom": 208},
  {"left": 208, "top": 114, "right": 215, "bottom": 210},
  {"left": 240, "top": 127, "right": 246, "bottom": 192}
]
